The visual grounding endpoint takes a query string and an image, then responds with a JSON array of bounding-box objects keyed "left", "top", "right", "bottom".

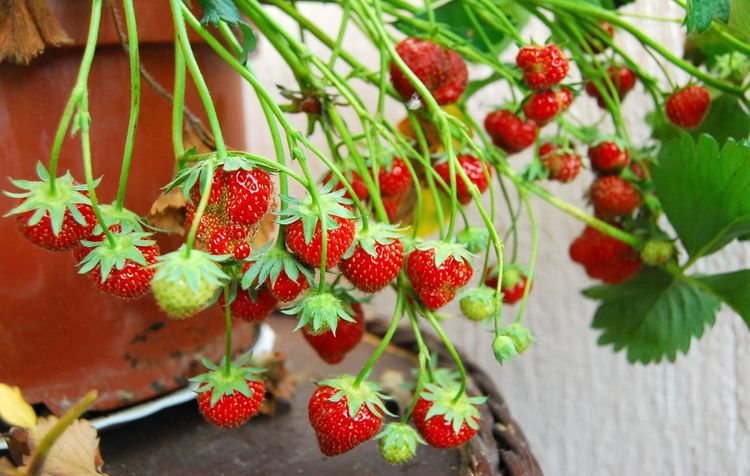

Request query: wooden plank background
[{"left": 242, "top": 1, "right": 750, "bottom": 474}]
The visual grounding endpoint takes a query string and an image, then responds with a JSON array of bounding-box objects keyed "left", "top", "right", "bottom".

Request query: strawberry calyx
[
  {"left": 190, "top": 354, "right": 265, "bottom": 408},
  {"left": 94, "top": 203, "right": 146, "bottom": 234},
  {"left": 77, "top": 231, "right": 156, "bottom": 282},
  {"left": 420, "top": 382, "right": 487, "bottom": 435},
  {"left": 283, "top": 288, "right": 355, "bottom": 335},
  {"left": 241, "top": 243, "right": 314, "bottom": 290},
  {"left": 376, "top": 422, "right": 425, "bottom": 465},
  {"left": 500, "top": 323, "right": 535, "bottom": 354},
  {"left": 276, "top": 188, "right": 355, "bottom": 245},
  {"left": 492, "top": 334, "right": 518, "bottom": 365},
  {"left": 458, "top": 286, "right": 501, "bottom": 322},
  {"left": 4, "top": 163, "right": 95, "bottom": 234},
  {"left": 166, "top": 155, "right": 270, "bottom": 200},
  {"left": 456, "top": 226, "right": 489, "bottom": 254},
  {"left": 317, "top": 374, "right": 391, "bottom": 420},
  {"left": 152, "top": 246, "right": 228, "bottom": 296},
  {"left": 412, "top": 240, "right": 474, "bottom": 268},
  {"left": 343, "top": 222, "right": 404, "bottom": 259}
]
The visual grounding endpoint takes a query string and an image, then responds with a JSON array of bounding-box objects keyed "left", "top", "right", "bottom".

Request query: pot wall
[{"left": 0, "top": 1, "right": 255, "bottom": 412}]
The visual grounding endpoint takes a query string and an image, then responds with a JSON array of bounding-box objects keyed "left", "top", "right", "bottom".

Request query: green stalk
[
  {"left": 353, "top": 291, "right": 405, "bottom": 387},
  {"left": 114, "top": 0, "right": 140, "bottom": 211},
  {"left": 514, "top": 190, "right": 537, "bottom": 323},
  {"left": 47, "top": 0, "right": 103, "bottom": 194},
  {"left": 172, "top": 41, "right": 187, "bottom": 162},
  {"left": 223, "top": 284, "right": 233, "bottom": 376},
  {"left": 424, "top": 310, "right": 467, "bottom": 403}
]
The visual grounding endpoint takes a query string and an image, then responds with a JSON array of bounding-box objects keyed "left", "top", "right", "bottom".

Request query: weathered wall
[{"left": 243, "top": 1, "right": 750, "bottom": 474}]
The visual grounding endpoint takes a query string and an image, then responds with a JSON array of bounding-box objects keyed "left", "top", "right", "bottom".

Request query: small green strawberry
[
  {"left": 151, "top": 246, "right": 228, "bottom": 319},
  {"left": 376, "top": 423, "right": 425, "bottom": 465},
  {"left": 459, "top": 287, "right": 501, "bottom": 321},
  {"left": 640, "top": 239, "right": 675, "bottom": 266},
  {"left": 492, "top": 334, "right": 518, "bottom": 365},
  {"left": 500, "top": 323, "right": 535, "bottom": 354}
]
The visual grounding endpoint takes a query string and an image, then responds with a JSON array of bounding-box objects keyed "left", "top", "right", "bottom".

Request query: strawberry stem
[
  {"left": 172, "top": 45, "right": 186, "bottom": 163},
  {"left": 114, "top": 0, "right": 140, "bottom": 212},
  {"left": 424, "top": 310, "right": 467, "bottom": 404},
  {"left": 514, "top": 190, "right": 537, "bottom": 324},
  {"left": 353, "top": 290, "right": 405, "bottom": 388},
  {"left": 401, "top": 307, "right": 431, "bottom": 423}
]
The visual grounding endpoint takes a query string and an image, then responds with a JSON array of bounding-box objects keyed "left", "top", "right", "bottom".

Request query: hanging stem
[
  {"left": 424, "top": 310, "right": 467, "bottom": 403},
  {"left": 353, "top": 290, "right": 405, "bottom": 387},
  {"left": 172, "top": 41, "right": 187, "bottom": 162},
  {"left": 223, "top": 284, "right": 233, "bottom": 376},
  {"left": 114, "top": 0, "right": 141, "bottom": 211}
]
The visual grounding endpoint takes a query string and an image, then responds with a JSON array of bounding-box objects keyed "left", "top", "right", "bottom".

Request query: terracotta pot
[{"left": 0, "top": 1, "right": 257, "bottom": 412}]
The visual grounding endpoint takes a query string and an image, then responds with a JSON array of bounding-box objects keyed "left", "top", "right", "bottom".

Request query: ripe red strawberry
[
  {"left": 589, "top": 176, "right": 641, "bottom": 218},
  {"left": 569, "top": 225, "right": 642, "bottom": 284},
  {"left": 484, "top": 110, "right": 538, "bottom": 154},
  {"left": 381, "top": 193, "right": 405, "bottom": 222},
  {"left": 433, "top": 155, "right": 491, "bottom": 205},
  {"left": 588, "top": 141, "right": 630, "bottom": 175},
  {"left": 406, "top": 242, "right": 473, "bottom": 310},
  {"left": 412, "top": 382, "right": 485, "bottom": 448},
  {"left": 192, "top": 357, "right": 265, "bottom": 429},
  {"left": 221, "top": 286, "right": 277, "bottom": 322},
  {"left": 499, "top": 267, "right": 530, "bottom": 304},
  {"left": 280, "top": 191, "right": 356, "bottom": 269},
  {"left": 241, "top": 248, "right": 311, "bottom": 302},
  {"left": 303, "top": 303, "right": 364, "bottom": 364},
  {"left": 308, "top": 375, "right": 387, "bottom": 456},
  {"left": 174, "top": 158, "right": 274, "bottom": 259},
  {"left": 539, "top": 144, "right": 582, "bottom": 183},
  {"left": 375, "top": 157, "right": 412, "bottom": 197},
  {"left": 390, "top": 38, "right": 468, "bottom": 106},
  {"left": 226, "top": 167, "right": 275, "bottom": 226},
  {"left": 82, "top": 235, "right": 160, "bottom": 299},
  {"left": 340, "top": 224, "right": 404, "bottom": 292},
  {"left": 522, "top": 87, "right": 573, "bottom": 126},
  {"left": 6, "top": 166, "right": 98, "bottom": 251},
  {"left": 515, "top": 44, "right": 569, "bottom": 90},
  {"left": 665, "top": 85, "right": 710, "bottom": 129},
  {"left": 323, "top": 170, "right": 370, "bottom": 201},
  {"left": 585, "top": 65, "right": 637, "bottom": 108}
]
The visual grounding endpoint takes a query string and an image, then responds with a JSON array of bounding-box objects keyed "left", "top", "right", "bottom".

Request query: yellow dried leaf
[
  {"left": 0, "top": 384, "right": 36, "bottom": 429},
  {"left": 21, "top": 416, "right": 106, "bottom": 476}
]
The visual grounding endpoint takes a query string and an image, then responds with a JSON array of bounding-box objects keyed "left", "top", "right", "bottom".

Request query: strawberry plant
[{"left": 3, "top": 0, "right": 750, "bottom": 466}]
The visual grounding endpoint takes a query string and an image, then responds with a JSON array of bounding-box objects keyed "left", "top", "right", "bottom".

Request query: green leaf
[
  {"left": 584, "top": 268, "right": 720, "bottom": 364},
  {"left": 393, "top": 0, "right": 528, "bottom": 56},
  {"left": 649, "top": 95, "right": 750, "bottom": 146},
  {"left": 696, "top": 270, "right": 750, "bottom": 329},
  {"left": 652, "top": 134, "right": 750, "bottom": 260},
  {"left": 728, "top": 0, "right": 750, "bottom": 41},
  {"left": 579, "top": 0, "right": 635, "bottom": 9},
  {"left": 685, "top": 0, "right": 730, "bottom": 33},
  {"left": 197, "top": 0, "right": 242, "bottom": 25}
]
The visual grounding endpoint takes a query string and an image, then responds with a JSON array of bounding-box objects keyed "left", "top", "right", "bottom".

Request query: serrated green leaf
[
  {"left": 393, "top": 0, "right": 528, "bottom": 56},
  {"left": 685, "top": 0, "right": 731, "bottom": 33},
  {"left": 584, "top": 268, "right": 720, "bottom": 364},
  {"left": 652, "top": 135, "right": 750, "bottom": 261},
  {"left": 696, "top": 270, "right": 750, "bottom": 329},
  {"left": 197, "top": 0, "right": 242, "bottom": 25},
  {"left": 728, "top": 0, "right": 750, "bottom": 40}
]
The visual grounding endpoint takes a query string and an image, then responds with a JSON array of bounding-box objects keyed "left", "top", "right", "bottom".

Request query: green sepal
[
  {"left": 492, "top": 334, "right": 518, "bottom": 365},
  {"left": 5, "top": 163, "right": 97, "bottom": 235},
  {"left": 420, "top": 382, "right": 487, "bottom": 435},
  {"left": 152, "top": 245, "right": 229, "bottom": 291},
  {"left": 77, "top": 231, "right": 156, "bottom": 282},
  {"left": 343, "top": 222, "right": 405, "bottom": 259},
  {"left": 375, "top": 422, "right": 425, "bottom": 465},
  {"left": 165, "top": 155, "right": 270, "bottom": 202},
  {"left": 413, "top": 240, "right": 474, "bottom": 268},
  {"left": 317, "top": 374, "right": 391, "bottom": 420},
  {"left": 190, "top": 354, "right": 265, "bottom": 408},
  {"left": 274, "top": 189, "right": 355, "bottom": 245},
  {"left": 241, "top": 243, "right": 313, "bottom": 290},
  {"left": 282, "top": 289, "right": 354, "bottom": 335},
  {"left": 456, "top": 226, "right": 490, "bottom": 254},
  {"left": 93, "top": 203, "right": 147, "bottom": 234},
  {"left": 499, "top": 323, "right": 535, "bottom": 354}
]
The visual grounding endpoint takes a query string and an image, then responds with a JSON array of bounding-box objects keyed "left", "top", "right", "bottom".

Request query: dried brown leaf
[
  {"left": 20, "top": 416, "right": 106, "bottom": 476},
  {"left": 0, "top": 0, "right": 72, "bottom": 65},
  {"left": 251, "top": 351, "right": 298, "bottom": 416},
  {"left": 147, "top": 188, "right": 187, "bottom": 235}
]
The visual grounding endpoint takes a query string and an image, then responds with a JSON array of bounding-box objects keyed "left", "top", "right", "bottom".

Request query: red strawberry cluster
[
  {"left": 390, "top": 38, "right": 468, "bottom": 106},
  {"left": 569, "top": 225, "right": 641, "bottom": 284},
  {"left": 185, "top": 164, "right": 274, "bottom": 260},
  {"left": 516, "top": 44, "right": 569, "bottom": 91}
]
